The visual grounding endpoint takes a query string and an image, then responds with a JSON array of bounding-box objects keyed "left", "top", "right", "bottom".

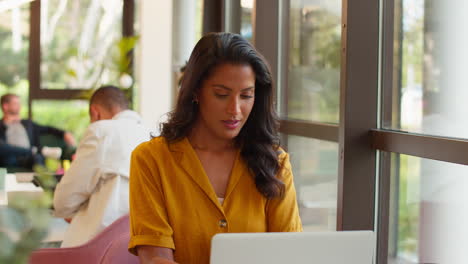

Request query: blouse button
[{"left": 219, "top": 219, "right": 227, "bottom": 228}]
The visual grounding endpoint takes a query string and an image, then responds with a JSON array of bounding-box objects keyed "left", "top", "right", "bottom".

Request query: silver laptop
[{"left": 210, "top": 231, "right": 375, "bottom": 264}]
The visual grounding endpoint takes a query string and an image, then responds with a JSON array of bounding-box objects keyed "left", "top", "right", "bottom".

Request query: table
[{"left": 0, "top": 173, "right": 42, "bottom": 205}]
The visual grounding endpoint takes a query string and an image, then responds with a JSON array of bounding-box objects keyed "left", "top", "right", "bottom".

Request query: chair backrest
[
  {"left": 29, "top": 214, "right": 133, "bottom": 264},
  {"left": 100, "top": 233, "right": 138, "bottom": 264},
  {"left": 86, "top": 213, "right": 130, "bottom": 252}
]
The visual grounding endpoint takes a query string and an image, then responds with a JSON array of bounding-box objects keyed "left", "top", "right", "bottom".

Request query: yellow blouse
[{"left": 128, "top": 137, "right": 302, "bottom": 264}]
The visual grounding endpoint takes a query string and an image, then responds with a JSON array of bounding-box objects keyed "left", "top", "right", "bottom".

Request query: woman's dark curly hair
[{"left": 160, "top": 32, "right": 284, "bottom": 199}]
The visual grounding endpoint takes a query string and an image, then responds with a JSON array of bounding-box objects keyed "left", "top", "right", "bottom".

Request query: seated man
[
  {"left": 0, "top": 93, "right": 76, "bottom": 169},
  {"left": 53, "top": 85, "right": 151, "bottom": 247}
]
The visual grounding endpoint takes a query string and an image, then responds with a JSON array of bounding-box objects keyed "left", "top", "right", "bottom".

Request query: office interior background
[{"left": 1, "top": 0, "right": 467, "bottom": 263}]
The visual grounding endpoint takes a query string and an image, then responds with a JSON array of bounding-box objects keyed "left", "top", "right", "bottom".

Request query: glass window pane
[
  {"left": 32, "top": 100, "right": 89, "bottom": 142},
  {"left": 0, "top": 4, "right": 29, "bottom": 116},
  {"left": 287, "top": 135, "right": 338, "bottom": 231},
  {"left": 388, "top": 154, "right": 468, "bottom": 263},
  {"left": 240, "top": 0, "right": 254, "bottom": 43},
  {"left": 40, "top": 0, "right": 124, "bottom": 90},
  {"left": 286, "top": 1, "right": 341, "bottom": 123},
  {"left": 386, "top": 0, "right": 468, "bottom": 139}
]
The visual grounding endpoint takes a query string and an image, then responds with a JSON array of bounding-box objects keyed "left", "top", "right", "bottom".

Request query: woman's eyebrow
[
  {"left": 212, "top": 84, "right": 232, "bottom": 91},
  {"left": 212, "top": 84, "right": 255, "bottom": 91}
]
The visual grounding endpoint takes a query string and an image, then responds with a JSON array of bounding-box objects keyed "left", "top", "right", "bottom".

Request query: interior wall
[{"left": 137, "top": 0, "right": 173, "bottom": 133}]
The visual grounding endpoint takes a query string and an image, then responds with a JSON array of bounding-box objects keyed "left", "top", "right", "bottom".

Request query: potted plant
[{"left": 0, "top": 165, "right": 58, "bottom": 264}]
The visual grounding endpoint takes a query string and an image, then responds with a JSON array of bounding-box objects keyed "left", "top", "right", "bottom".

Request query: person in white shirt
[{"left": 53, "top": 85, "right": 151, "bottom": 247}]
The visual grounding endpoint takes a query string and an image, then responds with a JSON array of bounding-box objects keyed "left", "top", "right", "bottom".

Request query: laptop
[{"left": 210, "top": 231, "right": 375, "bottom": 264}]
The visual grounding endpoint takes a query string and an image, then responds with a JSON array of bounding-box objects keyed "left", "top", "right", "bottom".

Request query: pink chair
[{"left": 29, "top": 214, "right": 138, "bottom": 264}]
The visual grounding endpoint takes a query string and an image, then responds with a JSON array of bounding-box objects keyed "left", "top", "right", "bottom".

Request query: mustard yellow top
[{"left": 128, "top": 137, "right": 302, "bottom": 264}]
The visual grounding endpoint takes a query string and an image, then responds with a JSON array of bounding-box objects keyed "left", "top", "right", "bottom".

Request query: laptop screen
[{"left": 210, "top": 231, "right": 375, "bottom": 264}]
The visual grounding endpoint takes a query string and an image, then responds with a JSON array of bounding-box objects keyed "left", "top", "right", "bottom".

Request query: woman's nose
[{"left": 227, "top": 97, "right": 241, "bottom": 116}]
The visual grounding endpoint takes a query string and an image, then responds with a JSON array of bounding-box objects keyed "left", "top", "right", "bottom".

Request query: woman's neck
[{"left": 188, "top": 126, "right": 235, "bottom": 153}]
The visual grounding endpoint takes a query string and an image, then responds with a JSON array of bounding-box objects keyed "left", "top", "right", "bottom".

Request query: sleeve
[
  {"left": 128, "top": 145, "right": 175, "bottom": 255},
  {"left": 32, "top": 121, "right": 65, "bottom": 138},
  {"left": 266, "top": 152, "right": 303, "bottom": 232},
  {"left": 53, "top": 126, "right": 101, "bottom": 218}
]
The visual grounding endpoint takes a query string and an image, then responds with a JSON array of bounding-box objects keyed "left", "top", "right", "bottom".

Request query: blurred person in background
[
  {"left": 0, "top": 93, "right": 76, "bottom": 169},
  {"left": 53, "top": 85, "right": 151, "bottom": 247}
]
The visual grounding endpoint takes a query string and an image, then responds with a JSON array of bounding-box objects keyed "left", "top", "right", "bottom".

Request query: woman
[{"left": 129, "top": 32, "right": 302, "bottom": 264}]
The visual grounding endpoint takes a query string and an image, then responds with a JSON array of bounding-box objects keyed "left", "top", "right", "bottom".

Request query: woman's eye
[
  {"left": 215, "top": 93, "right": 229, "bottom": 98},
  {"left": 241, "top": 94, "right": 254, "bottom": 99}
]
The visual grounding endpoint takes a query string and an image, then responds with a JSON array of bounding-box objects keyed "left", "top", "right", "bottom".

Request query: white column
[
  {"left": 137, "top": 0, "right": 173, "bottom": 132},
  {"left": 171, "top": 0, "right": 198, "bottom": 109},
  {"left": 173, "top": 0, "right": 197, "bottom": 68}
]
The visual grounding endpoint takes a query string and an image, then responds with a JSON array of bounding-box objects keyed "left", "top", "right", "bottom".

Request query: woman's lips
[{"left": 222, "top": 120, "right": 240, "bottom": 129}]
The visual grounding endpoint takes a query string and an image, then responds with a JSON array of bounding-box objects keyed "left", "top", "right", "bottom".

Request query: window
[
  {"left": 32, "top": 100, "right": 89, "bottom": 141},
  {"left": 384, "top": 0, "right": 468, "bottom": 140},
  {"left": 388, "top": 154, "right": 468, "bottom": 263},
  {"left": 287, "top": 0, "right": 341, "bottom": 123},
  {"left": 381, "top": 0, "right": 468, "bottom": 263},
  {"left": 288, "top": 135, "right": 338, "bottom": 231},
  {"left": 0, "top": 0, "right": 135, "bottom": 141},
  {"left": 40, "top": 0, "right": 125, "bottom": 90},
  {"left": 0, "top": 3, "right": 30, "bottom": 116},
  {"left": 240, "top": 0, "right": 254, "bottom": 43},
  {"left": 248, "top": 0, "right": 342, "bottom": 232},
  {"left": 282, "top": 0, "right": 341, "bottom": 231}
]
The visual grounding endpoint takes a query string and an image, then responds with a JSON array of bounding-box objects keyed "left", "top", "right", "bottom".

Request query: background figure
[
  {"left": 129, "top": 32, "right": 302, "bottom": 264},
  {"left": 0, "top": 93, "right": 76, "bottom": 170},
  {"left": 53, "top": 86, "right": 151, "bottom": 247}
]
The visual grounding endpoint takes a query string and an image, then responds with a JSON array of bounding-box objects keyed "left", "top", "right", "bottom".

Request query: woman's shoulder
[
  {"left": 275, "top": 146, "right": 289, "bottom": 162},
  {"left": 133, "top": 136, "right": 170, "bottom": 156}
]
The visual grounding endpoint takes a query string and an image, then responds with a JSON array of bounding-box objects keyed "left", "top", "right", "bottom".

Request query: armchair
[{"left": 28, "top": 214, "right": 137, "bottom": 264}]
